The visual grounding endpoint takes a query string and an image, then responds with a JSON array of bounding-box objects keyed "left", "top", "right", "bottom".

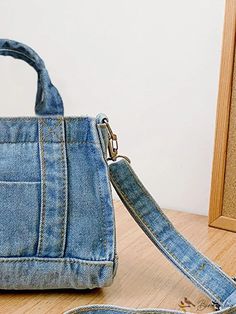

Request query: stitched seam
[
  {"left": 0, "top": 48, "right": 36, "bottom": 64},
  {"left": 59, "top": 117, "right": 68, "bottom": 257},
  {"left": 92, "top": 145, "right": 107, "bottom": 255},
  {"left": 0, "top": 258, "right": 113, "bottom": 266},
  {"left": 0, "top": 141, "right": 98, "bottom": 144},
  {"left": 111, "top": 171, "right": 222, "bottom": 300},
  {"left": 37, "top": 118, "right": 68, "bottom": 257},
  {"left": 41, "top": 118, "right": 63, "bottom": 142},
  {"left": 0, "top": 181, "right": 40, "bottom": 184},
  {"left": 114, "top": 163, "right": 236, "bottom": 288},
  {"left": 95, "top": 122, "right": 116, "bottom": 261},
  {"left": 37, "top": 119, "right": 47, "bottom": 256},
  {"left": 109, "top": 169, "right": 226, "bottom": 303},
  {"left": 122, "top": 166, "right": 236, "bottom": 287},
  {"left": 0, "top": 117, "right": 89, "bottom": 121},
  {"left": 59, "top": 117, "right": 66, "bottom": 256},
  {"left": 66, "top": 142, "right": 97, "bottom": 144},
  {"left": 87, "top": 117, "right": 108, "bottom": 255}
]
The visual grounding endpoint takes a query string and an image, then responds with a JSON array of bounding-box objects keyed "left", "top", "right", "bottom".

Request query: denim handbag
[{"left": 1, "top": 39, "right": 236, "bottom": 314}]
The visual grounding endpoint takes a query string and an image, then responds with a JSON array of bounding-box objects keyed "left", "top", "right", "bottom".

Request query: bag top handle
[{"left": 0, "top": 39, "right": 64, "bottom": 116}]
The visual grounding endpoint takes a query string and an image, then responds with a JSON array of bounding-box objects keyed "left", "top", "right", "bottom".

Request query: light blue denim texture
[
  {"left": 0, "top": 39, "right": 63, "bottom": 116},
  {"left": 109, "top": 160, "right": 236, "bottom": 313},
  {"left": 0, "top": 117, "right": 116, "bottom": 290},
  {"left": 2, "top": 39, "right": 236, "bottom": 314},
  {"left": 0, "top": 39, "right": 116, "bottom": 290},
  {"left": 67, "top": 160, "right": 236, "bottom": 314}
]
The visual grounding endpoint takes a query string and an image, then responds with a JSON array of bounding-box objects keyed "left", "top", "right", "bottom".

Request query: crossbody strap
[{"left": 66, "top": 159, "right": 236, "bottom": 314}]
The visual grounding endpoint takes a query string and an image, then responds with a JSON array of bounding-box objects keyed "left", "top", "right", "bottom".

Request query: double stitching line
[
  {"left": 91, "top": 144, "right": 107, "bottom": 255},
  {"left": 37, "top": 119, "right": 47, "bottom": 256},
  {"left": 41, "top": 118, "right": 63, "bottom": 142},
  {"left": 36, "top": 118, "right": 68, "bottom": 257},
  {"left": 59, "top": 117, "right": 68, "bottom": 257}
]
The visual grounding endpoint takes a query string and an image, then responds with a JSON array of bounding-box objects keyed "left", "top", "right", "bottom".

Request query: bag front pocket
[{"left": 0, "top": 181, "right": 41, "bottom": 257}]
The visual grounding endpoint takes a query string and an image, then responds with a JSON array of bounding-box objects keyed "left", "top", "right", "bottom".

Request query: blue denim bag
[{"left": 1, "top": 39, "right": 236, "bottom": 314}]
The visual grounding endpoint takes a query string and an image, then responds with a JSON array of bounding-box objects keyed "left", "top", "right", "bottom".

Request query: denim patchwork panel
[
  {"left": 0, "top": 117, "right": 116, "bottom": 290},
  {"left": 3, "top": 40, "right": 236, "bottom": 313}
]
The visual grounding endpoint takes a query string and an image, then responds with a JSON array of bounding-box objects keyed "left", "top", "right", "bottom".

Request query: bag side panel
[{"left": 65, "top": 118, "right": 116, "bottom": 263}]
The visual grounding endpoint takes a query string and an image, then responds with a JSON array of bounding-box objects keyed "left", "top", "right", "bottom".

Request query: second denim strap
[
  {"left": 65, "top": 159, "right": 236, "bottom": 314},
  {"left": 108, "top": 159, "right": 236, "bottom": 309}
]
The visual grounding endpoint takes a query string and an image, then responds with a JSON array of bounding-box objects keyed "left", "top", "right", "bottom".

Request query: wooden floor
[{"left": 1, "top": 201, "right": 236, "bottom": 314}]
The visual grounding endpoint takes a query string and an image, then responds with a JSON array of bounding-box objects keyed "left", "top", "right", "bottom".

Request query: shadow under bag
[{"left": 0, "top": 39, "right": 236, "bottom": 314}]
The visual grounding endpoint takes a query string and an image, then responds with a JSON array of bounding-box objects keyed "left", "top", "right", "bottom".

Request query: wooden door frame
[{"left": 209, "top": 0, "right": 236, "bottom": 231}]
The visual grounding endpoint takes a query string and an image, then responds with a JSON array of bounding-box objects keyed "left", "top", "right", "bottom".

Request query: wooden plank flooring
[{"left": 1, "top": 201, "right": 236, "bottom": 313}]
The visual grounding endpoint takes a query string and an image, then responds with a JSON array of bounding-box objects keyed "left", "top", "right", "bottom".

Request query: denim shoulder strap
[
  {"left": 0, "top": 39, "right": 64, "bottom": 115},
  {"left": 66, "top": 159, "right": 236, "bottom": 314}
]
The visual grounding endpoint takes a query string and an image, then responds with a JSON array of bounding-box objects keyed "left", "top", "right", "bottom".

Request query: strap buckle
[{"left": 103, "top": 118, "right": 130, "bottom": 163}]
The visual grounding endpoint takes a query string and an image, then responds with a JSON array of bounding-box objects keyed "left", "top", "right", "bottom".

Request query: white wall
[{"left": 0, "top": 0, "right": 225, "bottom": 215}]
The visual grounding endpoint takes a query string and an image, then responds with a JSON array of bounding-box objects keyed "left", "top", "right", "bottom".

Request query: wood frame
[{"left": 209, "top": 0, "right": 236, "bottom": 231}]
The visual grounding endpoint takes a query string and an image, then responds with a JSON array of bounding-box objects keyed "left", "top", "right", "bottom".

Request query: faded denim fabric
[
  {"left": 2, "top": 39, "right": 236, "bottom": 314},
  {"left": 0, "top": 39, "right": 63, "bottom": 116},
  {"left": 66, "top": 160, "right": 236, "bottom": 314},
  {"left": 109, "top": 160, "right": 236, "bottom": 312},
  {"left": 0, "top": 39, "right": 116, "bottom": 289}
]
